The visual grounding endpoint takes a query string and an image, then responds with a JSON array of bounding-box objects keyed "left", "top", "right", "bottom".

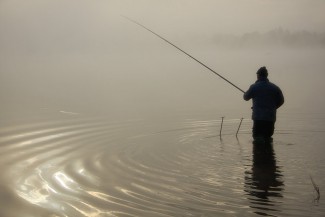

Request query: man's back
[{"left": 244, "top": 78, "right": 284, "bottom": 122}]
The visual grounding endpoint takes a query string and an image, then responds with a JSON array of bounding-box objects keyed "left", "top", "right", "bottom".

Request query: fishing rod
[{"left": 123, "top": 16, "right": 245, "bottom": 94}]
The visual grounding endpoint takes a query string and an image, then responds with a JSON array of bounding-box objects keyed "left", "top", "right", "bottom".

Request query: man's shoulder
[
  {"left": 252, "top": 80, "right": 282, "bottom": 92},
  {"left": 251, "top": 80, "right": 267, "bottom": 88},
  {"left": 268, "top": 81, "right": 282, "bottom": 90}
]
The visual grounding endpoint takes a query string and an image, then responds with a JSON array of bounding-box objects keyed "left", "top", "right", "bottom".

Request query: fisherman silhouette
[{"left": 244, "top": 67, "right": 284, "bottom": 140}]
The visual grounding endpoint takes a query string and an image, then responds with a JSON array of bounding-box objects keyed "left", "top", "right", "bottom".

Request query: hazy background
[{"left": 1, "top": 0, "right": 325, "bottom": 120}]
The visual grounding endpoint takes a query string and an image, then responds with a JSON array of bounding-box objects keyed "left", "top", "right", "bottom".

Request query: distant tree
[{"left": 213, "top": 28, "right": 325, "bottom": 48}]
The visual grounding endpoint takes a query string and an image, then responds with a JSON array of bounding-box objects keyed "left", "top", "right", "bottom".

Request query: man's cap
[{"left": 257, "top": 66, "right": 268, "bottom": 77}]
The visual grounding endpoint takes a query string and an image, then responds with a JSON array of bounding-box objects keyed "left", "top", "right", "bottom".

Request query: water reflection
[{"left": 245, "top": 140, "right": 284, "bottom": 216}]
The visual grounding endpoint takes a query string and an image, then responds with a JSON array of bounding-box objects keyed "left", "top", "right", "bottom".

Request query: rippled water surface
[
  {"left": 0, "top": 110, "right": 324, "bottom": 217},
  {"left": 2, "top": 1, "right": 325, "bottom": 215}
]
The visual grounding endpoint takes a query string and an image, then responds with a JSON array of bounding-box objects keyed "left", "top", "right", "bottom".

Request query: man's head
[{"left": 257, "top": 66, "right": 268, "bottom": 79}]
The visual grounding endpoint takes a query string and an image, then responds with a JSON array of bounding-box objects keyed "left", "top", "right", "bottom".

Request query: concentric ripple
[{"left": 1, "top": 114, "right": 319, "bottom": 217}]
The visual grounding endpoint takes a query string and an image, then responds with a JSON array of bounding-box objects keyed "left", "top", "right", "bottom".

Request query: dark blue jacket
[{"left": 244, "top": 78, "right": 284, "bottom": 122}]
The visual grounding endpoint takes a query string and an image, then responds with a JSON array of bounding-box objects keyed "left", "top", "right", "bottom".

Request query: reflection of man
[
  {"left": 251, "top": 142, "right": 283, "bottom": 198},
  {"left": 244, "top": 141, "right": 284, "bottom": 215},
  {"left": 244, "top": 67, "right": 284, "bottom": 139}
]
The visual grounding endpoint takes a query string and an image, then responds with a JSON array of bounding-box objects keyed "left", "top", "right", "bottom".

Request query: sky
[
  {"left": 1, "top": 0, "right": 325, "bottom": 117},
  {"left": 1, "top": 0, "right": 324, "bottom": 55},
  {"left": 1, "top": 0, "right": 325, "bottom": 53}
]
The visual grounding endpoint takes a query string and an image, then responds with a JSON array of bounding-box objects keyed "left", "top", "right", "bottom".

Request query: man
[{"left": 244, "top": 66, "right": 284, "bottom": 139}]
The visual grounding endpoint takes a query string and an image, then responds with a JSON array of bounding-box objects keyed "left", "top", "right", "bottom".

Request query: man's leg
[
  {"left": 264, "top": 121, "right": 275, "bottom": 138},
  {"left": 253, "top": 120, "right": 264, "bottom": 138},
  {"left": 253, "top": 120, "right": 275, "bottom": 138}
]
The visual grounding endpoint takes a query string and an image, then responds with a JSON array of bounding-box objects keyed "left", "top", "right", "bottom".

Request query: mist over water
[{"left": 1, "top": 0, "right": 325, "bottom": 216}]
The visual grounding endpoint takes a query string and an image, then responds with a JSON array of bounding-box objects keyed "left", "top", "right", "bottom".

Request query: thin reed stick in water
[
  {"left": 236, "top": 118, "right": 243, "bottom": 137},
  {"left": 310, "top": 175, "right": 320, "bottom": 201},
  {"left": 220, "top": 117, "right": 224, "bottom": 139}
]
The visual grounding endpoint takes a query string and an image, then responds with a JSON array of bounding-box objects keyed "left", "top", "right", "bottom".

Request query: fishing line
[{"left": 123, "top": 16, "right": 245, "bottom": 94}]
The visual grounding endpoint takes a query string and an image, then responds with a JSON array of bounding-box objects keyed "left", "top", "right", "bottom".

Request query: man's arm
[
  {"left": 276, "top": 89, "right": 284, "bottom": 108},
  {"left": 243, "top": 86, "right": 253, "bottom": 101}
]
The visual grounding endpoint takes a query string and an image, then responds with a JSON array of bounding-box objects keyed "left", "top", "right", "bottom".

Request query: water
[
  {"left": 1, "top": 41, "right": 325, "bottom": 216},
  {"left": 0, "top": 108, "right": 324, "bottom": 217},
  {"left": 1, "top": 0, "right": 325, "bottom": 215}
]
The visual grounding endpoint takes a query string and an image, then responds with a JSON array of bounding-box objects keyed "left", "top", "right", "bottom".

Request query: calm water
[
  {"left": 0, "top": 109, "right": 324, "bottom": 217},
  {"left": 1, "top": 47, "right": 325, "bottom": 216},
  {"left": 2, "top": 1, "right": 325, "bottom": 214}
]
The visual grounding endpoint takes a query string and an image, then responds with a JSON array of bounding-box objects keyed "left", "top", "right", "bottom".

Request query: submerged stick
[
  {"left": 310, "top": 175, "right": 320, "bottom": 201},
  {"left": 236, "top": 118, "right": 244, "bottom": 137},
  {"left": 220, "top": 117, "right": 224, "bottom": 138},
  {"left": 123, "top": 16, "right": 245, "bottom": 94}
]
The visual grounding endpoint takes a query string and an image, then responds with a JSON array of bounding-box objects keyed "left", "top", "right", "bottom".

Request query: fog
[{"left": 1, "top": 0, "right": 325, "bottom": 120}]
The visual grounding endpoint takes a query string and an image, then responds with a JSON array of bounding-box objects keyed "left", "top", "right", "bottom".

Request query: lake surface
[
  {"left": 1, "top": 46, "right": 325, "bottom": 216},
  {"left": 0, "top": 108, "right": 324, "bottom": 217}
]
